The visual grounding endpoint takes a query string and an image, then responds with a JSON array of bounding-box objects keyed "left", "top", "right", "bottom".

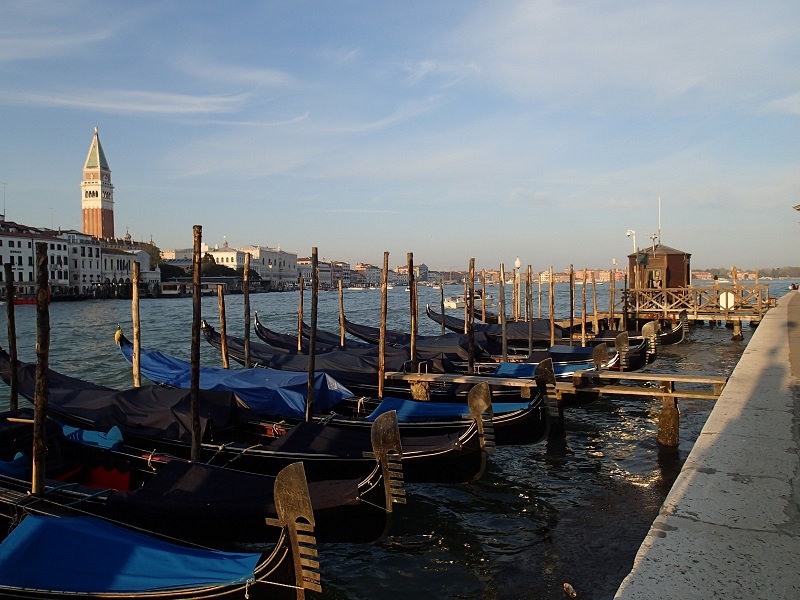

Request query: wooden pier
[{"left": 384, "top": 366, "right": 727, "bottom": 447}]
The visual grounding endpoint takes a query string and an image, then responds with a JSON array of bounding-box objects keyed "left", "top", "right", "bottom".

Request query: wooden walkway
[{"left": 384, "top": 369, "right": 727, "bottom": 402}]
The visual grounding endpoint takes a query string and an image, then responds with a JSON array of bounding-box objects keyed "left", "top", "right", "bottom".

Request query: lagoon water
[{"left": 0, "top": 281, "right": 793, "bottom": 599}]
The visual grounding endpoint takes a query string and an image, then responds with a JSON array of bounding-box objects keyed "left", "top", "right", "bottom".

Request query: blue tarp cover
[
  {"left": 120, "top": 338, "right": 354, "bottom": 419},
  {"left": 364, "top": 397, "right": 533, "bottom": 422},
  {"left": 491, "top": 362, "right": 593, "bottom": 379},
  {"left": 0, "top": 515, "right": 260, "bottom": 592}
]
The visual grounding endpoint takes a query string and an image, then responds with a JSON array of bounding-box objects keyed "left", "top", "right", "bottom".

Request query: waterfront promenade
[{"left": 615, "top": 291, "right": 800, "bottom": 599}]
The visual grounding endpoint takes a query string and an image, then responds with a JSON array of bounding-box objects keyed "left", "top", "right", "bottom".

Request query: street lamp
[{"left": 626, "top": 230, "right": 636, "bottom": 254}]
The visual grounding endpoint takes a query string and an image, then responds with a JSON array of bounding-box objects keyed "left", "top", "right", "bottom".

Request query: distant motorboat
[{"left": 443, "top": 293, "right": 495, "bottom": 309}]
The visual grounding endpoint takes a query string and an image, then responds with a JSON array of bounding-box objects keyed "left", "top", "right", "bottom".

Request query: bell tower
[{"left": 81, "top": 127, "right": 114, "bottom": 239}]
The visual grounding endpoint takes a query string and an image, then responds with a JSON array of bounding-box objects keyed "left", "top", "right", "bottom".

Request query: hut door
[{"left": 646, "top": 256, "right": 668, "bottom": 289}]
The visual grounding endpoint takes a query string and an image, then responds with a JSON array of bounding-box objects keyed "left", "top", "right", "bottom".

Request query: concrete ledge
[{"left": 615, "top": 293, "right": 800, "bottom": 600}]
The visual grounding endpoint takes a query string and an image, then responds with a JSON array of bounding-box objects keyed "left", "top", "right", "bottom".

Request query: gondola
[
  {"left": 204, "top": 319, "right": 482, "bottom": 402},
  {"left": 0, "top": 348, "right": 488, "bottom": 484},
  {"left": 425, "top": 304, "right": 568, "bottom": 347},
  {"left": 336, "top": 313, "right": 496, "bottom": 360},
  {"left": 0, "top": 462, "right": 321, "bottom": 600},
  {"left": 0, "top": 408, "right": 401, "bottom": 545},
  {"left": 115, "top": 331, "right": 550, "bottom": 446},
  {"left": 337, "top": 314, "right": 621, "bottom": 374},
  {"left": 588, "top": 312, "right": 686, "bottom": 347}
]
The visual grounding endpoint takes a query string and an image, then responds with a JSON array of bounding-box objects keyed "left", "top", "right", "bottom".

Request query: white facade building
[
  {"left": 0, "top": 220, "right": 69, "bottom": 297},
  {"left": 238, "top": 245, "right": 298, "bottom": 290},
  {"left": 62, "top": 230, "right": 103, "bottom": 295}
]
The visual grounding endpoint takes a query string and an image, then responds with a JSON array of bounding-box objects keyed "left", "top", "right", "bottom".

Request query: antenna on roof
[{"left": 658, "top": 196, "right": 662, "bottom": 244}]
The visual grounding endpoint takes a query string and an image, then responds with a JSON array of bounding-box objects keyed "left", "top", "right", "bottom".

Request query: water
[{"left": 0, "top": 281, "right": 795, "bottom": 599}]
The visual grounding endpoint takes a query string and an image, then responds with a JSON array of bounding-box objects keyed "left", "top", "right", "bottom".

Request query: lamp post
[{"left": 626, "top": 229, "right": 636, "bottom": 254}]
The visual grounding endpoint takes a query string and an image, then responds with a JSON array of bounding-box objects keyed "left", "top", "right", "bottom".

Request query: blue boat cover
[
  {"left": 119, "top": 338, "right": 354, "bottom": 419},
  {"left": 491, "top": 362, "right": 593, "bottom": 379},
  {"left": 0, "top": 515, "right": 260, "bottom": 592},
  {"left": 364, "top": 397, "right": 533, "bottom": 422}
]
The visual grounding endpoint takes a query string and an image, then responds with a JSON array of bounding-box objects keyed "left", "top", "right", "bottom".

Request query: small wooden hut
[{"left": 628, "top": 243, "right": 691, "bottom": 289}]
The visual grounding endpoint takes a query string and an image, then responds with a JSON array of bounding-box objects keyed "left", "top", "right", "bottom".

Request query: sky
[{"left": 1, "top": 1, "right": 798, "bottom": 272}]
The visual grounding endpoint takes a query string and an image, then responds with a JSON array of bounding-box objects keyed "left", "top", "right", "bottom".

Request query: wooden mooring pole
[
  {"left": 499, "top": 263, "right": 507, "bottom": 361},
  {"left": 243, "top": 252, "right": 251, "bottom": 369},
  {"left": 467, "top": 258, "right": 475, "bottom": 375},
  {"left": 439, "top": 280, "right": 445, "bottom": 335},
  {"left": 306, "top": 249, "right": 319, "bottom": 421},
  {"left": 569, "top": 264, "right": 574, "bottom": 346},
  {"left": 190, "top": 225, "right": 202, "bottom": 462},
  {"left": 408, "top": 252, "right": 417, "bottom": 370},
  {"left": 548, "top": 266, "right": 555, "bottom": 347},
  {"left": 4, "top": 263, "right": 18, "bottom": 410},
  {"left": 32, "top": 243, "right": 50, "bottom": 496},
  {"left": 378, "top": 252, "right": 388, "bottom": 398},
  {"left": 481, "top": 270, "right": 487, "bottom": 323},
  {"left": 527, "top": 266, "right": 533, "bottom": 356},
  {"left": 132, "top": 262, "right": 141, "bottom": 387},
  {"left": 217, "top": 284, "right": 230, "bottom": 369},
  {"left": 339, "top": 280, "right": 346, "bottom": 347},
  {"left": 297, "top": 278, "right": 304, "bottom": 351},
  {"left": 581, "top": 268, "right": 587, "bottom": 347}
]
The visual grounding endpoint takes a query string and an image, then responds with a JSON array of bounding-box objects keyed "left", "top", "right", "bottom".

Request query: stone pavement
[{"left": 615, "top": 291, "right": 800, "bottom": 600}]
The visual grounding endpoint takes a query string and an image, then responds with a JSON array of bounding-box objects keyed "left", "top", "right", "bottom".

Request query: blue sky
[{"left": 1, "top": 1, "right": 798, "bottom": 272}]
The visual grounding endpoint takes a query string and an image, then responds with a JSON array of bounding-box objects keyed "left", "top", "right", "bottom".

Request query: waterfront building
[
  {"left": 238, "top": 245, "right": 298, "bottom": 290},
  {"left": 61, "top": 230, "right": 102, "bottom": 295},
  {"left": 81, "top": 127, "right": 115, "bottom": 240},
  {"left": 354, "top": 263, "right": 383, "bottom": 287},
  {"left": 297, "top": 257, "right": 335, "bottom": 289},
  {"left": 208, "top": 240, "right": 247, "bottom": 271},
  {"left": 395, "top": 263, "right": 430, "bottom": 282},
  {"left": 0, "top": 219, "right": 69, "bottom": 298}
]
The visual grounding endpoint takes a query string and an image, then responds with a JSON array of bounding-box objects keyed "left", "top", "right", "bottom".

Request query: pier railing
[{"left": 623, "top": 283, "right": 772, "bottom": 322}]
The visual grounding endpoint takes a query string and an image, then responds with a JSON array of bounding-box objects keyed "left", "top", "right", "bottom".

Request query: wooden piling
[
  {"left": 499, "top": 263, "right": 508, "bottom": 360},
  {"left": 4, "top": 263, "right": 18, "bottom": 410},
  {"left": 569, "top": 265, "right": 574, "bottom": 346},
  {"left": 132, "top": 261, "right": 141, "bottom": 387},
  {"left": 467, "top": 258, "right": 475, "bottom": 375},
  {"left": 190, "top": 225, "right": 202, "bottom": 462},
  {"left": 610, "top": 269, "right": 615, "bottom": 329},
  {"left": 591, "top": 270, "right": 599, "bottom": 334},
  {"left": 338, "top": 279, "right": 345, "bottom": 347},
  {"left": 481, "top": 270, "right": 487, "bottom": 323},
  {"left": 243, "top": 252, "right": 251, "bottom": 369},
  {"left": 408, "top": 252, "right": 417, "bottom": 369},
  {"left": 32, "top": 242, "right": 50, "bottom": 496},
  {"left": 732, "top": 320, "right": 743, "bottom": 341},
  {"left": 306, "top": 248, "right": 319, "bottom": 422},
  {"left": 217, "top": 284, "right": 230, "bottom": 369},
  {"left": 657, "top": 394, "right": 680, "bottom": 447},
  {"left": 439, "top": 279, "right": 445, "bottom": 335},
  {"left": 527, "top": 266, "right": 533, "bottom": 356},
  {"left": 511, "top": 270, "right": 517, "bottom": 322},
  {"left": 537, "top": 272, "right": 542, "bottom": 319},
  {"left": 378, "top": 252, "right": 388, "bottom": 398},
  {"left": 297, "top": 278, "right": 304, "bottom": 351},
  {"left": 581, "top": 268, "right": 587, "bottom": 347},
  {"left": 549, "top": 266, "right": 555, "bottom": 347},
  {"left": 462, "top": 279, "right": 468, "bottom": 332}
]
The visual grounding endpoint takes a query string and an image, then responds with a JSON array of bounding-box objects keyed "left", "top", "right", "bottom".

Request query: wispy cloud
[
  {"left": 764, "top": 91, "right": 800, "bottom": 115},
  {"left": 0, "top": 30, "right": 113, "bottom": 62},
  {"left": 325, "top": 96, "right": 444, "bottom": 133},
  {"left": 0, "top": 89, "right": 250, "bottom": 114},
  {"left": 176, "top": 56, "right": 299, "bottom": 88}
]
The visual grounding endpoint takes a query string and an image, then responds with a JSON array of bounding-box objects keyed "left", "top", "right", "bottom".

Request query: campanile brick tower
[{"left": 81, "top": 127, "right": 114, "bottom": 239}]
